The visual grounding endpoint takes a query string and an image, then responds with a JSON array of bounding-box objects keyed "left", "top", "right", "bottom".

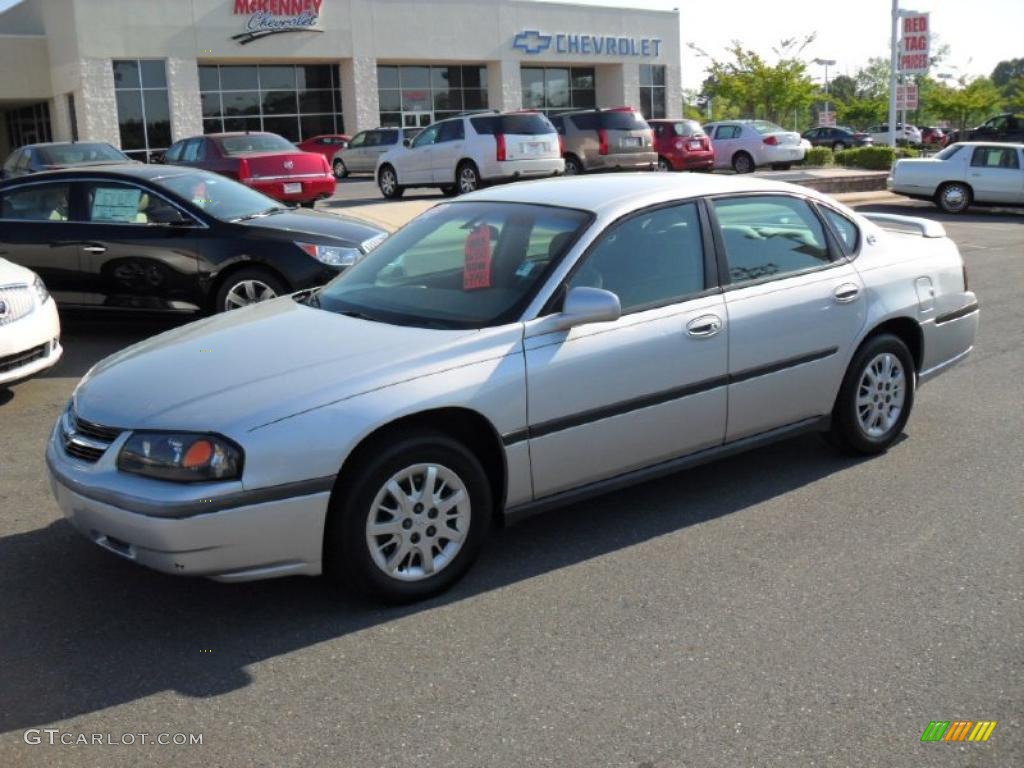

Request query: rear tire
[
  {"left": 935, "top": 182, "right": 971, "bottom": 214},
  {"left": 771, "top": 163, "right": 792, "bottom": 170},
  {"left": 377, "top": 165, "right": 404, "bottom": 199},
  {"left": 732, "top": 151, "right": 754, "bottom": 174},
  {"left": 456, "top": 161, "right": 481, "bottom": 194},
  {"left": 829, "top": 334, "right": 915, "bottom": 455},
  {"left": 300, "top": 200, "right": 316, "bottom": 209},
  {"left": 333, "top": 158, "right": 348, "bottom": 179},
  {"left": 324, "top": 431, "right": 491, "bottom": 603},
  {"left": 440, "top": 185, "right": 459, "bottom": 197},
  {"left": 657, "top": 156, "right": 673, "bottom": 172},
  {"left": 832, "top": 141, "right": 846, "bottom": 151},
  {"left": 563, "top": 154, "right": 583, "bottom": 175}
]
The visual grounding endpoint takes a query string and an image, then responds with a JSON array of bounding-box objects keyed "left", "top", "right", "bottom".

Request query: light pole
[{"left": 814, "top": 58, "right": 836, "bottom": 125}]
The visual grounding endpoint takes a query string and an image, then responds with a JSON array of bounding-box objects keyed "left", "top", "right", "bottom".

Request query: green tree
[
  {"left": 991, "top": 58, "right": 1024, "bottom": 88},
  {"left": 828, "top": 74, "right": 857, "bottom": 105},
  {"left": 688, "top": 36, "right": 818, "bottom": 128},
  {"left": 929, "top": 77, "right": 1004, "bottom": 134}
]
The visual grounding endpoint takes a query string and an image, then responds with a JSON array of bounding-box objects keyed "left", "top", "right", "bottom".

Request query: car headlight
[
  {"left": 297, "top": 242, "right": 363, "bottom": 267},
  {"left": 118, "top": 432, "right": 243, "bottom": 482},
  {"left": 33, "top": 274, "right": 50, "bottom": 304}
]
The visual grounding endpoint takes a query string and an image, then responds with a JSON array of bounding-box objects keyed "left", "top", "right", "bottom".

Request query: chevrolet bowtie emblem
[{"left": 513, "top": 29, "right": 552, "bottom": 55}]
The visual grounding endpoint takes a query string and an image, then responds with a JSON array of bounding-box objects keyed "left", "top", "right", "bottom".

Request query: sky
[{"left": 1, "top": 0, "right": 1020, "bottom": 91}]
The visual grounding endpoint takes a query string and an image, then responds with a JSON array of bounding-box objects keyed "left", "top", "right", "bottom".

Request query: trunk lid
[{"left": 240, "top": 151, "right": 328, "bottom": 179}]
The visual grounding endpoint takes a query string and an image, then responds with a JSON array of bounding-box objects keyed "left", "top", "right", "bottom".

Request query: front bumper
[
  {"left": 46, "top": 423, "right": 330, "bottom": 581},
  {"left": 0, "top": 297, "right": 61, "bottom": 385},
  {"left": 244, "top": 175, "right": 337, "bottom": 204}
]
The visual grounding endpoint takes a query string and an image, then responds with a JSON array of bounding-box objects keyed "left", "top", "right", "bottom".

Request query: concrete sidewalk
[{"left": 334, "top": 189, "right": 901, "bottom": 232}]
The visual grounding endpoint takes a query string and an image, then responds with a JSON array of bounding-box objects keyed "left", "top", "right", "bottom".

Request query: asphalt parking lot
[{"left": 1, "top": 199, "right": 1021, "bottom": 767}]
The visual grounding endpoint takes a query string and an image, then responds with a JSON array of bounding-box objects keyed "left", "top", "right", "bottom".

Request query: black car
[
  {"left": 948, "top": 113, "right": 1024, "bottom": 144},
  {"left": 801, "top": 126, "right": 873, "bottom": 150},
  {"left": 0, "top": 165, "right": 387, "bottom": 313},
  {"left": 1, "top": 142, "right": 135, "bottom": 179}
]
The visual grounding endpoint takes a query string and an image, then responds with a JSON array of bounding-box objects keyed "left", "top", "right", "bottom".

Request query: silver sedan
[{"left": 47, "top": 174, "right": 979, "bottom": 602}]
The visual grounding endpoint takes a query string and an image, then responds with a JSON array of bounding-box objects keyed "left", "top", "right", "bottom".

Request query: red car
[
  {"left": 920, "top": 126, "right": 948, "bottom": 147},
  {"left": 297, "top": 134, "right": 351, "bottom": 178},
  {"left": 162, "top": 132, "right": 336, "bottom": 207},
  {"left": 648, "top": 119, "right": 715, "bottom": 171}
]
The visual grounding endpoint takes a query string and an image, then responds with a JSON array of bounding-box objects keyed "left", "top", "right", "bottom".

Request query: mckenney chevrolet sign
[{"left": 232, "top": 0, "right": 324, "bottom": 44}]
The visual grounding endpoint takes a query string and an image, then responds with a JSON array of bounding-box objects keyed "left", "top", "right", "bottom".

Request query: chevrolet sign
[{"left": 513, "top": 29, "right": 661, "bottom": 57}]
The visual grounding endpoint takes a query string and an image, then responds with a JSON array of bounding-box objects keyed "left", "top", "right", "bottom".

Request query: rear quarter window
[{"left": 820, "top": 207, "right": 860, "bottom": 256}]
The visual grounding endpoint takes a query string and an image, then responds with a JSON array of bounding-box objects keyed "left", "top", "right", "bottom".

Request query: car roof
[
  {"left": 0, "top": 164, "right": 211, "bottom": 186},
  {"left": 16, "top": 141, "right": 117, "bottom": 150},
  {"left": 953, "top": 141, "right": 1024, "bottom": 148},
  {"left": 462, "top": 173, "right": 825, "bottom": 217}
]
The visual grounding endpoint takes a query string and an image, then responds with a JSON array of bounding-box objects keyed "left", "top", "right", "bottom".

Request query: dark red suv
[{"left": 649, "top": 119, "right": 715, "bottom": 171}]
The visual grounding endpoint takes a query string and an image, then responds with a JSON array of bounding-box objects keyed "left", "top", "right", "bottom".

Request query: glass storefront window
[
  {"left": 113, "top": 59, "right": 171, "bottom": 162},
  {"left": 5, "top": 102, "right": 53, "bottom": 149},
  {"left": 377, "top": 64, "right": 489, "bottom": 129},
  {"left": 519, "top": 67, "right": 595, "bottom": 115},
  {"left": 639, "top": 65, "right": 667, "bottom": 119},
  {"left": 199, "top": 64, "right": 344, "bottom": 143}
]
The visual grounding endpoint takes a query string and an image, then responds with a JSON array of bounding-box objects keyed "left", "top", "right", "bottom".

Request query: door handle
[
  {"left": 833, "top": 283, "right": 860, "bottom": 303},
  {"left": 686, "top": 314, "right": 722, "bottom": 338},
  {"left": 82, "top": 245, "right": 107, "bottom": 254}
]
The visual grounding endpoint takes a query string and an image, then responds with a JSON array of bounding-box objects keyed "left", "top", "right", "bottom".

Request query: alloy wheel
[
  {"left": 379, "top": 168, "right": 397, "bottom": 196},
  {"left": 458, "top": 166, "right": 479, "bottom": 194},
  {"left": 365, "top": 463, "right": 472, "bottom": 582},
  {"left": 940, "top": 183, "right": 969, "bottom": 213},
  {"left": 224, "top": 279, "right": 277, "bottom": 310},
  {"left": 856, "top": 352, "right": 906, "bottom": 438}
]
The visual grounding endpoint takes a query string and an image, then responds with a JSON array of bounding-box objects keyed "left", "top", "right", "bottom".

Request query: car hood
[
  {"left": 73, "top": 298, "right": 488, "bottom": 433},
  {"left": 0, "top": 256, "right": 36, "bottom": 285},
  {"left": 238, "top": 209, "right": 386, "bottom": 245}
]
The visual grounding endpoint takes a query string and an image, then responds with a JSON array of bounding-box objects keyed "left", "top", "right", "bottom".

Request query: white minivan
[{"left": 376, "top": 111, "right": 563, "bottom": 198}]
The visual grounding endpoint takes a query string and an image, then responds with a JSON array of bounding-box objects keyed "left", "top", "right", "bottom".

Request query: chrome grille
[
  {"left": 0, "top": 343, "right": 47, "bottom": 374},
  {"left": 61, "top": 408, "right": 123, "bottom": 464},
  {"left": 0, "top": 284, "right": 35, "bottom": 326}
]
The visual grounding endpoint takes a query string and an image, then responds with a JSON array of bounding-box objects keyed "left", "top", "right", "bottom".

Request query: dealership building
[{"left": 0, "top": 0, "right": 681, "bottom": 161}]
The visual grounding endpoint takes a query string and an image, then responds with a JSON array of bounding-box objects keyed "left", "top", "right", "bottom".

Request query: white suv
[{"left": 376, "top": 111, "right": 563, "bottom": 198}]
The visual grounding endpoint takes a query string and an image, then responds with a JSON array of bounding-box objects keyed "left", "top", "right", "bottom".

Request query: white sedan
[
  {"left": 867, "top": 123, "right": 923, "bottom": 147},
  {"left": 0, "top": 258, "right": 61, "bottom": 386},
  {"left": 703, "top": 120, "right": 806, "bottom": 173},
  {"left": 888, "top": 142, "right": 1024, "bottom": 213}
]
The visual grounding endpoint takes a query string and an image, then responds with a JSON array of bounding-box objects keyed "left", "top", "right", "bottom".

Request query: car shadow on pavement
[{"left": 0, "top": 432, "right": 870, "bottom": 734}]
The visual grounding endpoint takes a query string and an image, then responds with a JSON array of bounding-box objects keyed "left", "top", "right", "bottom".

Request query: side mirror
[
  {"left": 529, "top": 287, "right": 621, "bottom": 335},
  {"left": 403, "top": 138, "right": 412, "bottom": 147}
]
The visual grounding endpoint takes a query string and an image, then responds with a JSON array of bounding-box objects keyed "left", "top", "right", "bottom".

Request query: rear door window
[
  {"left": 715, "top": 125, "right": 741, "bottom": 140},
  {"left": 970, "top": 146, "right": 1020, "bottom": 169},
  {"left": 437, "top": 120, "right": 465, "bottom": 142},
  {"left": 712, "top": 195, "right": 834, "bottom": 285}
]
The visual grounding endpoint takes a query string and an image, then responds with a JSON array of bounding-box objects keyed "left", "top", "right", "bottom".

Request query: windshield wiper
[
  {"left": 339, "top": 310, "right": 380, "bottom": 322},
  {"left": 232, "top": 207, "right": 285, "bottom": 222}
]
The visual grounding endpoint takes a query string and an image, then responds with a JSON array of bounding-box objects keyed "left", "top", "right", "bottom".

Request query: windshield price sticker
[{"left": 463, "top": 225, "right": 493, "bottom": 290}]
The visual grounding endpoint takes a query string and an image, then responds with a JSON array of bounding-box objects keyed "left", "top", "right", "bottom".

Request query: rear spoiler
[{"left": 862, "top": 212, "right": 946, "bottom": 238}]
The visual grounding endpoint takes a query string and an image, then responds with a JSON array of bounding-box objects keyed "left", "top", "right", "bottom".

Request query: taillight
[
  {"left": 237, "top": 158, "right": 251, "bottom": 182},
  {"left": 674, "top": 139, "right": 685, "bottom": 150},
  {"left": 496, "top": 133, "right": 506, "bottom": 162},
  {"left": 598, "top": 127, "right": 609, "bottom": 155},
  {"left": 558, "top": 134, "right": 565, "bottom": 155},
  {"left": 763, "top": 135, "right": 779, "bottom": 146},
  {"left": 320, "top": 155, "right": 331, "bottom": 174}
]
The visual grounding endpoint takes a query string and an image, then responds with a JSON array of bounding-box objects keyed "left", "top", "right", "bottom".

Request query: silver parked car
[
  {"left": 48, "top": 174, "right": 978, "bottom": 602},
  {"left": 333, "top": 127, "right": 422, "bottom": 178},
  {"left": 888, "top": 142, "right": 1024, "bottom": 213}
]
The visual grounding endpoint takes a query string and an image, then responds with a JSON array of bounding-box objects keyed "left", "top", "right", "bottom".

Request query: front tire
[
  {"left": 214, "top": 267, "right": 288, "bottom": 313},
  {"left": 377, "top": 165, "right": 404, "bottom": 199},
  {"left": 324, "top": 431, "right": 491, "bottom": 603},
  {"left": 732, "top": 151, "right": 754, "bottom": 174},
  {"left": 936, "top": 182, "right": 971, "bottom": 214},
  {"left": 829, "top": 334, "right": 915, "bottom": 455}
]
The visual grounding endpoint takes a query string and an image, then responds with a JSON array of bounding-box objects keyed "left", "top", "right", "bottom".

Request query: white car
[
  {"left": 888, "top": 142, "right": 1024, "bottom": 213},
  {"left": 0, "top": 258, "right": 61, "bottom": 386},
  {"left": 703, "top": 120, "right": 807, "bottom": 173},
  {"left": 866, "top": 123, "right": 923, "bottom": 147},
  {"left": 376, "top": 111, "right": 563, "bottom": 198}
]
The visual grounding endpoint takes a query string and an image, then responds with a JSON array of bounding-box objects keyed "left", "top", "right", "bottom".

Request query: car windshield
[
  {"left": 215, "top": 134, "right": 296, "bottom": 155},
  {"left": 599, "top": 110, "right": 648, "bottom": 130},
  {"left": 751, "top": 120, "right": 786, "bottom": 135},
  {"left": 155, "top": 170, "right": 284, "bottom": 221},
  {"left": 934, "top": 144, "right": 964, "bottom": 161},
  {"left": 674, "top": 120, "right": 705, "bottom": 137},
  {"left": 317, "top": 202, "right": 591, "bottom": 329},
  {"left": 37, "top": 143, "right": 128, "bottom": 165}
]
